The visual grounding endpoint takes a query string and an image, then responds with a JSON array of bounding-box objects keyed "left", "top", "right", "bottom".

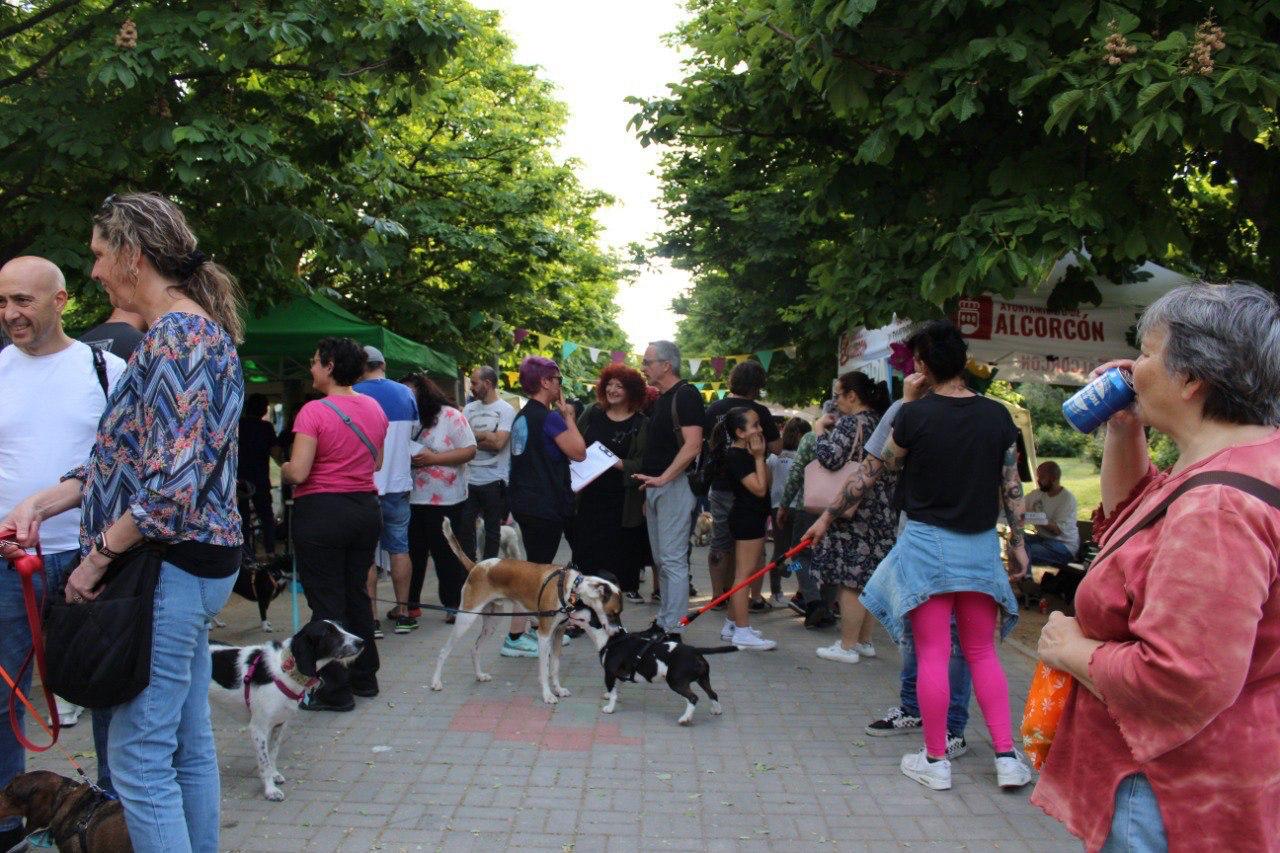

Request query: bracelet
[{"left": 94, "top": 531, "right": 123, "bottom": 561}]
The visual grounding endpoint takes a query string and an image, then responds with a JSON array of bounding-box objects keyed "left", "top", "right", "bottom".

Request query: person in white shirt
[
  {"left": 1024, "top": 461, "right": 1079, "bottom": 566},
  {"left": 458, "top": 366, "right": 516, "bottom": 560},
  {"left": 0, "top": 257, "right": 125, "bottom": 841}
]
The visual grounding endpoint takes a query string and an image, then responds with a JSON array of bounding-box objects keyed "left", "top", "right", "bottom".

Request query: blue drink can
[{"left": 1062, "top": 368, "right": 1135, "bottom": 433}]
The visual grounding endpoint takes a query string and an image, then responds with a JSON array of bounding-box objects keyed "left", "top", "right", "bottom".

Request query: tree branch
[
  {"left": 0, "top": 0, "right": 84, "bottom": 41},
  {"left": 766, "top": 23, "right": 906, "bottom": 79},
  {"left": 0, "top": 0, "right": 129, "bottom": 89}
]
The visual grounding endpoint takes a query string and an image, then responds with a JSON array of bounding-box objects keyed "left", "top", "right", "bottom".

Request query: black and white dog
[
  {"left": 597, "top": 625, "right": 736, "bottom": 725},
  {"left": 231, "top": 552, "right": 291, "bottom": 632},
  {"left": 209, "top": 620, "right": 363, "bottom": 801}
]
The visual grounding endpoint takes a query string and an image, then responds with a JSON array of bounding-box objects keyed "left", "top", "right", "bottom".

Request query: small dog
[
  {"left": 431, "top": 518, "right": 623, "bottom": 704},
  {"left": 209, "top": 620, "right": 363, "bottom": 801},
  {"left": 0, "top": 770, "right": 130, "bottom": 852},
  {"left": 690, "top": 511, "right": 713, "bottom": 547},
  {"left": 598, "top": 625, "right": 735, "bottom": 725},
  {"left": 231, "top": 552, "right": 291, "bottom": 632}
]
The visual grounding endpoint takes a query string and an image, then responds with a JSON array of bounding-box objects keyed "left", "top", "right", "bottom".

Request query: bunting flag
[
  {"left": 688, "top": 358, "right": 703, "bottom": 376},
  {"left": 702, "top": 390, "right": 714, "bottom": 402},
  {"left": 755, "top": 350, "right": 775, "bottom": 371},
  {"left": 513, "top": 328, "right": 529, "bottom": 345},
  {"left": 716, "top": 390, "right": 728, "bottom": 399},
  {"left": 504, "top": 371, "right": 519, "bottom": 387},
  {"left": 561, "top": 341, "right": 579, "bottom": 361},
  {"left": 587, "top": 347, "right": 602, "bottom": 363},
  {"left": 783, "top": 345, "right": 797, "bottom": 359},
  {"left": 611, "top": 350, "right": 626, "bottom": 364},
  {"left": 711, "top": 356, "right": 726, "bottom": 375},
  {"left": 693, "top": 382, "right": 704, "bottom": 391}
]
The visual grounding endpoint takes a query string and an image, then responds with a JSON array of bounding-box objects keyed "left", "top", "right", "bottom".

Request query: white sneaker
[
  {"left": 900, "top": 749, "right": 951, "bottom": 790},
  {"left": 732, "top": 626, "right": 777, "bottom": 651},
  {"left": 815, "top": 641, "right": 860, "bottom": 664},
  {"left": 995, "top": 753, "right": 1033, "bottom": 790},
  {"left": 852, "top": 642, "right": 876, "bottom": 658},
  {"left": 720, "top": 618, "right": 735, "bottom": 641},
  {"left": 769, "top": 592, "right": 787, "bottom": 608}
]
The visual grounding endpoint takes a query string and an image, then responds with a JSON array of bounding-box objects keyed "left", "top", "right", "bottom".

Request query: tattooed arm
[
  {"left": 802, "top": 438, "right": 903, "bottom": 544},
  {"left": 1001, "top": 442, "right": 1031, "bottom": 579}
]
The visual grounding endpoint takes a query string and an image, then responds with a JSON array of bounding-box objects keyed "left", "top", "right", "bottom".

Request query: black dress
[{"left": 573, "top": 409, "right": 646, "bottom": 591}]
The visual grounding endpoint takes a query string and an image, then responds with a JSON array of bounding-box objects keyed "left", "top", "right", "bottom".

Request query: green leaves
[{"left": 1044, "top": 89, "right": 1085, "bottom": 133}]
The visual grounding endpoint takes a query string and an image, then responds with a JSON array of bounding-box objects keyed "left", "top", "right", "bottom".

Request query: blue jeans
[
  {"left": 899, "top": 620, "right": 972, "bottom": 736},
  {"left": 1, "top": 548, "right": 77, "bottom": 832},
  {"left": 108, "top": 562, "right": 235, "bottom": 853},
  {"left": 1101, "top": 774, "right": 1167, "bottom": 853},
  {"left": 1027, "top": 534, "right": 1075, "bottom": 567}
]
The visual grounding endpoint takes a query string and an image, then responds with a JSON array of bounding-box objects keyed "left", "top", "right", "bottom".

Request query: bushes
[{"left": 1034, "top": 423, "right": 1088, "bottom": 458}]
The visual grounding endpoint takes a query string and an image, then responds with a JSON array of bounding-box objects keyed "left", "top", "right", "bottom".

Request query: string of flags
[{"left": 510, "top": 327, "right": 798, "bottom": 378}]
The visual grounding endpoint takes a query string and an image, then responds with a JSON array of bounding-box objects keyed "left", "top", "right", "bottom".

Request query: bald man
[
  {"left": 0, "top": 257, "right": 125, "bottom": 839},
  {"left": 1025, "top": 460, "right": 1079, "bottom": 567}
]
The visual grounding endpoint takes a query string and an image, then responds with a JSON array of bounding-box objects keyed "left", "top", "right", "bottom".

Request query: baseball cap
[{"left": 363, "top": 345, "right": 385, "bottom": 366}]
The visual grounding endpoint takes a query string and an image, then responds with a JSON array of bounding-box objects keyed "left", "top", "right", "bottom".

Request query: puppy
[
  {"left": 0, "top": 771, "right": 130, "bottom": 852},
  {"left": 690, "top": 510, "right": 713, "bottom": 547},
  {"left": 231, "top": 552, "right": 291, "bottom": 632},
  {"left": 431, "top": 518, "right": 623, "bottom": 704},
  {"left": 598, "top": 625, "right": 735, "bottom": 725},
  {"left": 209, "top": 620, "right": 363, "bottom": 801}
]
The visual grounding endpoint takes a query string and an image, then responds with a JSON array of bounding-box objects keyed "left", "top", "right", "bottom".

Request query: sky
[{"left": 473, "top": 0, "right": 692, "bottom": 351}]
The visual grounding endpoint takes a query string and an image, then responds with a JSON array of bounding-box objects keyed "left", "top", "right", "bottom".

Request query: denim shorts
[{"left": 378, "top": 491, "right": 411, "bottom": 555}]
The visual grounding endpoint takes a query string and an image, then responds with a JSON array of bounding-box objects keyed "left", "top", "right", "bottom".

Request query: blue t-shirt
[{"left": 511, "top": 410, "right": 568, "bottom": 463}]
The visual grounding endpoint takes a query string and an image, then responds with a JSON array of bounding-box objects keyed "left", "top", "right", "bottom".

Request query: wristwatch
[{"left": 93, "top": 531, "right": 123, "bottom": 561}]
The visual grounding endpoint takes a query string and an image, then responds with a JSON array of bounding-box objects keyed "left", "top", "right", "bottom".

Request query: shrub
[
  {"left": 1034, "top": 423, "right": 1088, "bottom": 458},
  {"left": 1149, "top": 430, "right": 1180, "bottom": 470}
]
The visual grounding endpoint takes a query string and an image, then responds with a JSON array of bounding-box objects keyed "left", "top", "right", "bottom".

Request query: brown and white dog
[
  {"left": 690, "top": 510, "right": 714, "bottom": 547},
  {"left": 0, "top": 771, "right": 130, "bottom": 852},
  {"left": 431, "top": 518, "right": 623, "bottom": 704}
]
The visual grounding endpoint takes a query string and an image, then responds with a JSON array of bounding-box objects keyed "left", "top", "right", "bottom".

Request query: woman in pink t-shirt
[
  {"left": 1034, "top": 283, "right": 1280, "bottom": 851},
  {"left": 280, "top": 336, "right": 388, "bottom": 711}
]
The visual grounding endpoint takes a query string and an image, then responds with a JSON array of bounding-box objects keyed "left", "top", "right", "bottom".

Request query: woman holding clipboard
[{"left": 572, "top": 364, "right": 649, "bottom": 600}]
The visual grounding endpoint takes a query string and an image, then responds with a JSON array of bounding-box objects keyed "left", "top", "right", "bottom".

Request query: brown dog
[
  {"left": 0, "top": 771, "right": 131, "bottom": 852},
  {"left": 430, "top": 518, "right": 623, "bottom": 704}
]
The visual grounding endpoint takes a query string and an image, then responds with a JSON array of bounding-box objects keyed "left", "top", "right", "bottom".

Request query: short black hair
[
  {"left": 907, "top": 320, "right": 968, "bottom": 381},
  {"left": 244, "top": 393, "right": 269, "bottom": 419},
  {"left": 315, "top": 336, "right": 368, "bottom": 386},
  {"left": 728, "top": 360, "right": 767, "bottom": 397}
]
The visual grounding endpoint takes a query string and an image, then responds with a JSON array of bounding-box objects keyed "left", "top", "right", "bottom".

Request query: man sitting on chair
[{"left": 1024, "top": 461, "right": 1078, "bottom": 567}]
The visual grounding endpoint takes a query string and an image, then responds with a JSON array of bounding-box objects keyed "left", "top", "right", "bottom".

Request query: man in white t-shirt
[
  {"left": 0, "top": 258, "right": 126, "bottom": 842},
  {"left": 458, "top": 366, "right": 515, "bottom": 561},
  {"left": 1024, "top": 460, "right": 1079, "bottom": 567}
]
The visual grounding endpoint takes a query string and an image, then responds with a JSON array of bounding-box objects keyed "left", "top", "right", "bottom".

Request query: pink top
[
  {"left": 291, "top": 395, "right": 388, "bottom": 498},
  {"left": 1031, "top": 430, "right": 1280, "bottom": 852}
]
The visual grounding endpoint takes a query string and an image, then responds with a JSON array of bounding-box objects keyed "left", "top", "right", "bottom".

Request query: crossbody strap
[
  {"left": 196, "top": 438, "right": 233, "bottom": 510},
  {"left": 1092, "top": 470, "right": 1280, "bottom": 568},
  {"left": 90, "top": 346, "right": 109, "bottom": 399},
  {"left": 321, "top": 399, "right": 377, "bottom": 460},
  {"left": 670, "top": 382, "right": 685, "bottom": 449}
]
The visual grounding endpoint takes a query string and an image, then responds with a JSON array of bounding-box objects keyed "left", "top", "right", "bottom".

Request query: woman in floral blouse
[{"left": 2, "top": 192, "right": 244, "bottom": 852}]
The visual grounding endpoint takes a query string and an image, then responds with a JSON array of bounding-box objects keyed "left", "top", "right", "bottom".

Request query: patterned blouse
[{"left": 65, "top": 313, "right": 244, "bottom": 553}]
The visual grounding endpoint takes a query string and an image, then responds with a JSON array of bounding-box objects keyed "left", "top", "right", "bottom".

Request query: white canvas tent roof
[{"left": 839, "top": 255, "right": 1192, "bottom": 386}]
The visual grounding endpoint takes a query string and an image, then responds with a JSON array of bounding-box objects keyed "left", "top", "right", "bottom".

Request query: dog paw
[
  {"left": 542, "top": 694, "right": 560, "bottom": 705},
  {"left": 710, "top": 701, "right": 723, "bottom": 715},
  {"left": 272, "top": 772, "right": 285, "bottom": 784},
  {"left": 601, "top": 705, "right": 615, "bottom": 714},
  {"left": 430, "top": 680, "right": 443, "bottom": 692},
  {"left": 678, "top": 716, "right": 693, "bottom": 726},
  {"left": 476, "top": 672, "right": 492, "bottom": 683},
  {"left": 554, "top": 686, "right": 572, "bottom": 698},
  {"left": 264, "top": 787, "right": 285, "bottom": 802},
  {"left": 262, "top": 621, "right": 274, "bottom": 633}
]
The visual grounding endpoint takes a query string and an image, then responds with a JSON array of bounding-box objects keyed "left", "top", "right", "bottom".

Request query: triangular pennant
[
  {"left": 513, "top": 328, "right": 529, "bottom": 344},
  {"left": 587, "top": 347, "right": 602, "bottom": 363},
  {"left": 505, "top": 371, "right": 519, "bottom": 386},
  {"left": 783, "top": 345, "right": 797, "bottom": 359},
  {"left": 711, "top": 356, "right": 726, "bottom": 374},
  {"left": 688, "top": 358, "right": 703, "bottom": 376},
  {"left": 703, "top": 390, "right": 714, "bottom": 402},
  {"left": 693, "top": 382, "right": 704, "bottom": 391},
  {"left": 535, "top": 333, "right": 553, "bottom": 351},
  {"left": 716, "top": 390, "right": 728, "bottom": 399},
  {"left": 755, "top": 350, "right": 775, "bottom": 371},
  {"left": 611, "top": 350, "right": 625, "bottom": 364},
  {"left": 561, "top": 341, "right": 579, "bottom": 361}
]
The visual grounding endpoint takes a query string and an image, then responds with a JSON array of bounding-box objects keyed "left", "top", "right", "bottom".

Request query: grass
[{"left": 1044, "top": 455, "right": 1101, "bottom": 519}]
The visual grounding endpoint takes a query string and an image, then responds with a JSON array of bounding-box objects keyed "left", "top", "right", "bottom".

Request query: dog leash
[
  {"left": 679, "top": 538, "right": 813, "bottom": 627},
  {"left": 1, "top": 538, "right": 60, "bottom": 752}
]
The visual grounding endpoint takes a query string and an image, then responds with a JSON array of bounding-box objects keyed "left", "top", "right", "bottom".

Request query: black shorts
[{"left": 728, "top": 511, "right": 768, "bottom": 542}]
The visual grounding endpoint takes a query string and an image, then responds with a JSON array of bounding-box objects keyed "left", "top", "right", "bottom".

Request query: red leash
[
  {"left": 679, "top": 538, "right": 813, "bottom": 627},
  {"left": 2, "top": 535, "right": 61, "bottom": 752}
]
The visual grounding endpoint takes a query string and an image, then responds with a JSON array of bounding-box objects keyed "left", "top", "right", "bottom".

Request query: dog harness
[{"left": 243, "top": 650, "right": 318, "bottom": 708}]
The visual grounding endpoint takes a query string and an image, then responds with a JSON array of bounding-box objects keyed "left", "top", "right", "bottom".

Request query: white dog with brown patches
[{"left": 431, "top": 518, "right": 623, "bottom": 704}]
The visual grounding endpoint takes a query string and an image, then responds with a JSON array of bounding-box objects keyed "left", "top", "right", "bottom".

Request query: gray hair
[
  {"left": 1137, "top": 281, "right": 1280, "bottom": 426},
  {"left": 473, "top": 365, "right": 498, "bottom": 385},
  {"left": 649, "top": 340, "right": 681, "bottom": 374}
]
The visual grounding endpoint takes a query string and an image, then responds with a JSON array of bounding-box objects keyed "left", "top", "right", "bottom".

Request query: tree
[
  {"left": 1, "top": 0, "right": 627, "bottom": 363},
  {"left": 633, "top": 0, "right": 1280, "bottom": 402}
]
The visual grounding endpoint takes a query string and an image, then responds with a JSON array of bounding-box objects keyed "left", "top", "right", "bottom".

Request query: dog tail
[
  {"left": 440, "top": 516, "right": 476, "bottom": 573},
  {"left": 686, "top": 645, "right": 739, "bottom": 656}
]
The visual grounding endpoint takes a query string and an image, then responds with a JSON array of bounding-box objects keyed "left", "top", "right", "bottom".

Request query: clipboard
[{"left": 571, "top": 441, "right": 619, "bottom": 492}]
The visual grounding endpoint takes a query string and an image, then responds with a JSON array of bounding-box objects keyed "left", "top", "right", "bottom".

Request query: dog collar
[{"left": 244, "top": 652, "right": 319, "bottom": 708}]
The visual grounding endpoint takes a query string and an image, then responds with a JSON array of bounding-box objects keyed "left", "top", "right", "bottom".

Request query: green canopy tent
[{"left": 239, "top": 292, "right": 457, "bottom": 382}]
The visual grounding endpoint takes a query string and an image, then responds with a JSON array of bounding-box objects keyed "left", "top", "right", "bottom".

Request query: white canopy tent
[{"left": 839, "top": 256, "right": 1193, "bottom": 386}]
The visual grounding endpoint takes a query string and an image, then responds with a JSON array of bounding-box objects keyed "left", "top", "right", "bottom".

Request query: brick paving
[{"left": 30, "top": 541, "right": 1077, "bottom": 851}]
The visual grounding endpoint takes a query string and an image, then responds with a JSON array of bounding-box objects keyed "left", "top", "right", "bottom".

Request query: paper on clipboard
[{"left": 571, "top": 441, "right": 618, "bottom": 492}]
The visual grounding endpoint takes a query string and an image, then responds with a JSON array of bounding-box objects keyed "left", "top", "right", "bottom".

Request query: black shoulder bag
[
  {"left": 672, "top": 384, "right": 714, "bottom": 498},
  {"left": 43, "top": 440, "right": 233, "bottom": 709}
]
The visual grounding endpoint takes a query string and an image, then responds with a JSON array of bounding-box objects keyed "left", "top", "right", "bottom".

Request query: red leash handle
[
  {"left": 3, "top": 540, "right": 61, "bottom": 752},
  {"left": 679, "top": 538, "right": 814, "bottom": 627}
]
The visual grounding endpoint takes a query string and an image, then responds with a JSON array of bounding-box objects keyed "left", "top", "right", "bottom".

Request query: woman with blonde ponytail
[{"left": 5, "top": 191, "right": 245, "bottom": 851}]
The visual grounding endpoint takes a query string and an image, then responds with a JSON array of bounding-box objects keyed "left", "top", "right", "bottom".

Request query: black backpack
[{"left": 671, "top": 385, "right": 715, "bottom": 497}]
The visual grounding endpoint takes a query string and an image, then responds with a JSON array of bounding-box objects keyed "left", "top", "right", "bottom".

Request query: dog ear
[
  {"left": 291, "top": 622, "right": 321, "bottom": 678},
  {"left": 0, "top": 771, "right": 67, "bottom": 826}
]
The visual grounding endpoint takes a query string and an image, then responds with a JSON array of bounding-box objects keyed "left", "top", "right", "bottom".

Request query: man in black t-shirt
[
  {"left": 80, "top": 308, "right": 146, "bottom": 361},
  {"left": 635, "top": 340, "right": 704, "bottom": 632},
  {"left": 702, "top": 360, "right": 782, "bottom": 602}
]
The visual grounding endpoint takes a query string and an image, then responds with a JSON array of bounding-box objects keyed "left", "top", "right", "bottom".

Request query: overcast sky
[{"left": 473, "top": 0, "right": 692, "bottom": 351}]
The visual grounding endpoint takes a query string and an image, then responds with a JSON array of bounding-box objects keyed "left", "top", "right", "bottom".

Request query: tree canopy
[
  {"left": 632, "top": 0, "right": 1280, "bottom": 403},
  {"left": 1, "top": 0, "right": 627, "bottom": 369}
]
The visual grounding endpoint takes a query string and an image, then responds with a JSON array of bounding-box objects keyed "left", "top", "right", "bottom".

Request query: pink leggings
[{"left": 908, "top": 592, "right": 1014, "bottom": 757}]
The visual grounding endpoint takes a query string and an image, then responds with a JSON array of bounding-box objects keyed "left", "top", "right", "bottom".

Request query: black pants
[
  {"left": 238, "top": 476, "right": 276, "bottom": 554},
  {"left": 409, "top": 503, "right": 468, "bottom": 610},
  {"left": 456, "top": 480, "right": 508, "bottom": 561},
  {"left": 513, "top": 513, "right": 563, "bottom": 565},
  {"left": 292, "top": 492, "right": 381, "bottom": 701}
]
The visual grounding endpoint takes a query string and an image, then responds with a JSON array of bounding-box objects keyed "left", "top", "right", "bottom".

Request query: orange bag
[{"left": 1020, "top": 661, "right": 1074, "bottom": 770}]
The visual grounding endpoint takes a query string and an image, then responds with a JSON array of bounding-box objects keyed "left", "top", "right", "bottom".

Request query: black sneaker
[
  {"left": 688, "top": 582, "right": 698, "bottom": 597},
  {"left": 787, "top": 594, "right": 806, "bottom": 616},
  {"left": 372, "top": 620, "right": 384, "bottom": 640},
  {"left": 394, "top": 615, "right": 418, "bottom": 634},
  {"left": 748, "top": 598, "right": 772, "bottom": 612},
  {"left": 865, "top": 707, "right": 923, "bottom": 737},
  {"left": 352, "top": 683, "right": 379, "bottom": 698},
  {"left": 299, "top": 694, "right": 355, "bottom": 712},
  {"left": 624, "top": 591, "right": 645, "bottom": 603},
  {"left": 946, "top": 733, "right": 969, "bottom": 760}
]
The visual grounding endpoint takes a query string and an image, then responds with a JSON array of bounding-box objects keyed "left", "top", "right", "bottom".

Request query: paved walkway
[{"left": 31, "top": 542, "right": 1078, "bottom": 852}]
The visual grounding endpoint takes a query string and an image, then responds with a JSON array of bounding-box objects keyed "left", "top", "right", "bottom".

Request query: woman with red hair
[{"left": 573, "top": 363, "right": 650, "bottom": 599}]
